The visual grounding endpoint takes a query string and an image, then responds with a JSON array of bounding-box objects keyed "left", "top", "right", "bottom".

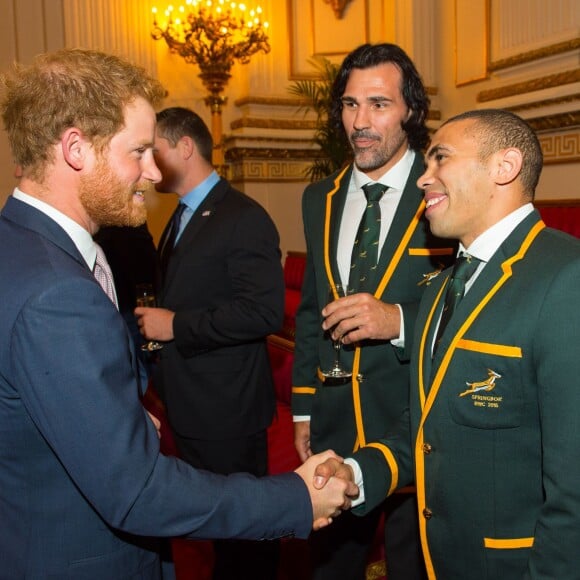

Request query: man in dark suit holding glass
[{"left": 136, "top": 107, "right": 285, "bottom": 580}]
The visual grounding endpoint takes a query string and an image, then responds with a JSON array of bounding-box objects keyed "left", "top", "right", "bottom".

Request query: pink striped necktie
[{"left": 93, "top": 243, "right": 119, "bottom": 309}]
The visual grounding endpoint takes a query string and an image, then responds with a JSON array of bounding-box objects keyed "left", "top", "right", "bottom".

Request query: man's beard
[
  {"left": 350, "top": 129, "right": 408, "bottom": 174},
  {"left": 79, "top": 159, "right": 149, "bottom": 228}
]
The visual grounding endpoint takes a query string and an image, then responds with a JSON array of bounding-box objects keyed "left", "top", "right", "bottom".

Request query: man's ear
[
  {"left": 61, "top": 127, "right": 89, "bottom": 171},
  {"left": 494, "top": 147, "right": 522, "bottom": 186},
  {"left": 178, "top": 135, "right": 195, "bottom": 160}
]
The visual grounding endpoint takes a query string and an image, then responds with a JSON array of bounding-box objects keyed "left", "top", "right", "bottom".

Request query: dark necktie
[
  {"left": 434, "top": 253, "right": 481, "bottom": 351},
  {"left": 348, "top": 182, "right": 387, "bottom": 292},
  {"left": 159, "top": 202, "right": 186, "bottom": 277}
]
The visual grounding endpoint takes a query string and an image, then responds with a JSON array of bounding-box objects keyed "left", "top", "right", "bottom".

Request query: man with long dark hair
[{"left": 292, "top": 43, "right": 455, "bottom": 579}]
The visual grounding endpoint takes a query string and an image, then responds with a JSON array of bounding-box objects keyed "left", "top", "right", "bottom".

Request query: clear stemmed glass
[
  {"left": 135, "top": 283, "right": 163, "bottom": 352},
  {"left": 321, "top": 283, "right": 352, "bottom": 380}
]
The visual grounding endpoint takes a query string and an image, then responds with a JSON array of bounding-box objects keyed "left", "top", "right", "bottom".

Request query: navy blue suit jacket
[{"left": 0, "top": 196, "right": 311, "bottom": 579}]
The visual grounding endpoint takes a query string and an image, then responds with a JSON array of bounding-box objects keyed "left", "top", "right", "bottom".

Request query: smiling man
[
  {"left": 0, "top": 48, "right": 356, "bottom": 580},
  {"left": 316, "top": 108, "right": 580, "bottom": 579}
]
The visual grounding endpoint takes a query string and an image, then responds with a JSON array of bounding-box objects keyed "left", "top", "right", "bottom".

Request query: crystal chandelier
[{"left": 151, "top": 0, "right": 270, "bottom": 164}]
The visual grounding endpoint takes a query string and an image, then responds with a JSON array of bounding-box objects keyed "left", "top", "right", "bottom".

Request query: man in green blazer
[
  {"left": 317, "top": 108, "right": 580, "bottom": 579},
  {"left": 291, "top": 43, "right": 455, "bottom": 579}
]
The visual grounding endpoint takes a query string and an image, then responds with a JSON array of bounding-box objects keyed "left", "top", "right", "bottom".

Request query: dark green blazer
[
  {"left": 291, "top": 155, "right": 455, "bottom": 456},
  {"left": 353, "top": 211, "right": 580, "bottom": 579}
]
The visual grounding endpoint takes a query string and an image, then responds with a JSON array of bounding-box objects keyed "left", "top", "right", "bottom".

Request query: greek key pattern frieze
[
  {"left": 539, "top": 132, "right": 580, "bottom": 164},
  {"left": 229, "top": 159, "right": 312, "bottom": 183}
]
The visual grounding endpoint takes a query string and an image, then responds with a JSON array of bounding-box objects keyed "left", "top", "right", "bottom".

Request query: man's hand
[
  {"left": 146, "top": 410, "right": 162, "bottom": 439},
  {"left": 135, "top": 307, "right": 175, "bottom": 342},
  {"left": 295, "top": 450, "right": 359, "bottom": 530},
  {"left": 294, "top": 420, "right": 312, "bottom": 462},
  {"left": 321, "top": 292, "right": 400, "bottom": 344},
  {"left": 312, "top": 455, "right": 355, "bottom": 490}
]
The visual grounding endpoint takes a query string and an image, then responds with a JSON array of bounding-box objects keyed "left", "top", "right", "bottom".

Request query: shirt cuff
[
  {"left": 344, "top": 457, "right": 365, "bottom": 507},
  {"left": 390, "top": 303, "right": 405, "bottom": 348}
]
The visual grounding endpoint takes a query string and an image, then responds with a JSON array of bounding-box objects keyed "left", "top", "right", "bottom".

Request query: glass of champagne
[
  {"left": 135, "top": 283, "right": 163, "bottom": 352},
  {"left": 321, "top": 283, "right": 352, "bottom": 380}
]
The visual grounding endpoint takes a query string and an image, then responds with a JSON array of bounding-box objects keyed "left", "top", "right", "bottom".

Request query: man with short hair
[
  {"left": 317, "top": 108, "right": 580, "bottom": 578},
  {"left": 136, "top": 105, "right": 287, "bottom": 579},
  {"left": 0, "top": 48, "right": 356, "bottom": 580}
]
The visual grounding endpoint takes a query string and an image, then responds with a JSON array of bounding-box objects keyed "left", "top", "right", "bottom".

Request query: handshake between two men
[{"left": 295, "top": 450, "right": 357, "bottom": 529}]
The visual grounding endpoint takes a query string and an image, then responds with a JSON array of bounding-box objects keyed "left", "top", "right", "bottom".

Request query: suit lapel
[
  {"left": 323, "top": 165, "right": 351, "bottom": 289},
  {"left": 2, "top": 196, "right": 87, "bottom": 268},
  {"left": 375, "top": 155, "right": 425, "bottom": 290},
  {"left": 162, "top": 179, "right": 228, "bottom": 292},
  {"left": 421, "top": 211, "right": 546, "bottom": 402}
]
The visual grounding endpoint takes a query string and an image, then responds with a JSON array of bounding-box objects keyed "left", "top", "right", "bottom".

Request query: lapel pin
[{"left": 202, "top": 210, "right": 211, "bottom": 217}]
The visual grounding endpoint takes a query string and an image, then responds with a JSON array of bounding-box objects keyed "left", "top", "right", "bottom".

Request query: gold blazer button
[
  {"left": 422, "top": 443, "right": 433, "bottom": 454},
  {"left": 423, "top": 508, "right": 433, "bottom": 520}
]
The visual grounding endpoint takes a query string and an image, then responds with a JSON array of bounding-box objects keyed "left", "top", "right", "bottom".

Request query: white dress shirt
[{"left": 12, "top": 188, "right": 96, "bottom": 268}]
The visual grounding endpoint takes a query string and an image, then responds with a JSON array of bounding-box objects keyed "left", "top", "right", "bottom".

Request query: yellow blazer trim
[
  {"left": 414, "top": 280, "right": 446, "bottom": 580},
  {"left": 457, "top": 339, "right": 522, "bottom": 358},
  {"left": 374, "top": 200, "right": 426, "bottom": 298},
  {"left": 415, "top": 220, "right": 545, "bottom": 580},
  {"left": 351, "top": 348, "right": 364, "bottom": 449},
  {"left": 418, "top": 280, "right": 448, "bottom": 410},
  {"left": 408, "top": 247, "right": 455, "bottom": 256},
  {"left": 365, "top": 442, "right": 399, "bottom": 495},
  {"left": 323, "top": 165, "right": 350, "bottom": 290},
  {"left": 292, "top": 386, "right": 316, "bottom": 395},
  {"left": 322, "top": 169, "right": 425, "bottom": 452},
  {"left": 484, "top": 537, "right": 534, "bottom": 549},
  {"left": 350, "top": 198, "right": 426, "bottom": 449}
]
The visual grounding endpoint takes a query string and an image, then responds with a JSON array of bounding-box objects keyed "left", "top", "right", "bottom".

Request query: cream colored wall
[
  {"left": 0, "top": 0, "right": 578, "bottom": 255},
  {"left": 438, "top": 0, "right": 579, "bottom": 207}
]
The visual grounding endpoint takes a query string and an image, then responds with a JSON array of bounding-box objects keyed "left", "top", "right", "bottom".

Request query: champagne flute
[
  {"left": 135, "top": 283, "right": 163, "bottom": 352},
  {"left": 321, "top": 283, "right": 352, "bottom": 379}
]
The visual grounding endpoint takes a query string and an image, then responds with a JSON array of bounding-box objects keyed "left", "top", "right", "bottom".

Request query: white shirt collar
[
  {"left": 12, "top": 188, "right": 96, "bottom": 268},
  {"left": 352, "top": 148, "right": 416, "bottom": 192},
  {"left": 462, "top": 203, "right": 535, "bottom": 262}
]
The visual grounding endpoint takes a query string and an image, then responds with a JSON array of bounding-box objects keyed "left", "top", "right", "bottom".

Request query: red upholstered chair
[
  {"left": 267, "top": 250, "right": 307, "bottom": 406},
  {"left": 280, "top": 251, "right": 307, "bottom": 340},
  {"left": 536, "top": 200, "right": 580, "bottom": 238}
]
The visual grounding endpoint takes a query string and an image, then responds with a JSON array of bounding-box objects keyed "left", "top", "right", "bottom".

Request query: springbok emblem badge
[
  {"left": 418, "top": 265, "right": 444, "bottom": 286},
  {"left": 459, "top": 369, "right": 502, "bottom": 397}
]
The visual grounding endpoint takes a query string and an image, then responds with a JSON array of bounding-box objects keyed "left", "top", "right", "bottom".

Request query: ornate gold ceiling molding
[
  {"left": 506, "top": 94, "right": 580, "bottom": 113},
  {"left": 477, "top": 69, "right": 580, "bottom": 103},
  {"left": 226, "top": 147, "right": 323, "bottom": 162},
  {"left": 488, "top": 38, "right": 580, "bottom": 72},
  {"left": 224, "top": 135, "right": 317, "bottom": 146},
  {"left": 235, "top": 88, "right": 438, "bottom": 107},
  {"left": 234, "top": 96, "right": 311, "bottom": 107},
  {"left": 231, "top": 111, "right": 441, "bottom": 132},
  {"left": 230, "top": 118, "right": 318, "bottom": 130},
  {"left": 525, "top": 112, "right": 580, "bottom": 132}
]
